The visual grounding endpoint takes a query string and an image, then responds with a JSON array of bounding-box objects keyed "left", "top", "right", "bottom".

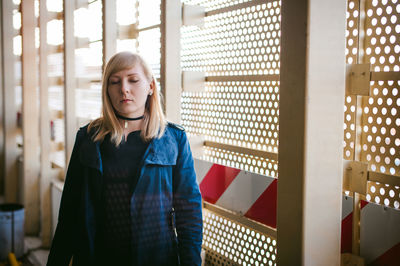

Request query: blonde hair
[{"left": 88, "top": 51, "right": 167, "bottom": 146}]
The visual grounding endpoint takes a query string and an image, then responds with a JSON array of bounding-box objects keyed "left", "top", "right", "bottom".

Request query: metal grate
[
  {"left": 203, "top": 146, "right": 278, "bottom": 177},
  {"left": 181, "top": 1, "right": 281, "bottom": 176},
  {"left": 364, "top": 0, "right": 400, "bottom": 72},
  {"left": 361, "top": 80, "right": 400, "bottom": 177},
  {"left": 203, "top": 207, "right": 277, "bottom": 266},
  {"left": 181, "top": 1, "right": 281, "bottom": 76},
  {"left": 182, "top": 81, "right": 279, "bottom": 152},
  {"left": 366, "top": 180, "right": 400, "bottom": 208},
  {"left": 345, "top": 0, "right": 400, "bottom": 209},
  {"left": 343, "top": 0, "right": 360, "bottom": 160}
]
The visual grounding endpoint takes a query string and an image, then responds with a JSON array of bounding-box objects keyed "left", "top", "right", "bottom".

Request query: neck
[{"left": 116, "top": 113, "right": 144, "bottom": 130}]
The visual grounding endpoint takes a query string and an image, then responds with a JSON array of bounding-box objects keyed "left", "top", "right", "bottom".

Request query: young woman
[{"left": 47, "top": 52, "right": 203, "bottom": 266}]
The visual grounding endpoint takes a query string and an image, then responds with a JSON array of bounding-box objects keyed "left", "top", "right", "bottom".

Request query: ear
[{"left": 149, "top": 78, "right": 155, "bottom": 95}]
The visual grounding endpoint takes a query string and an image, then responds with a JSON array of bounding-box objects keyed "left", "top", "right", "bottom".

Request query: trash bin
[{"left": 0, "top": 203, "right": 24, "bottom": 260}]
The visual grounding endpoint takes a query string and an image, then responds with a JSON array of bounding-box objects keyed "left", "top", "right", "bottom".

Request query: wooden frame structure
[
  {"left": 0, "top": 0, "right": 398, "bottom": 263},
  {"left": 1, "top": 0, "right": 19, "bottom": 204},
  {"left": 21, "top": 0, "right": 40, "bottom": 235}
]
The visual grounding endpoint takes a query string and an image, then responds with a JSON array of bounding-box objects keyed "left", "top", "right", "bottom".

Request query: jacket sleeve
[
  {"left": 173, "top": 130, "right": 203, "bottom": 266},
  {"left": 47, "top": 129, "right": 85, "bottom": 266}
]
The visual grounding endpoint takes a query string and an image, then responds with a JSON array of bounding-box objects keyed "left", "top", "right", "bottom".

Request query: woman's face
[{"left": 107, "top": 64, "right": 154, "bottom": 118}]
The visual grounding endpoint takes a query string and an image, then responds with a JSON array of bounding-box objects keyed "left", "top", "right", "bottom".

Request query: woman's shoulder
[
  {"left": 166, "top": 121, "right": 185, "bottom": 132},
  {"left": 75, "top": 122, "right": 99, "bottom": 142},
  {"left": 165, "top": 121, "right": 187, "bottom": 140}
]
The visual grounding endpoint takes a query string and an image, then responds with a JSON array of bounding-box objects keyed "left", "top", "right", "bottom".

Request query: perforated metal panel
[
  {"left": 181, "top": 0, "right": 281, "bottom": 176},
  {"left": 203, "top": 146, "right": 278, "bottom": 177},
  {"left": 203, "top": 208, "right": 277, "bottom": 266},
  {"left": 363, "top": 1, "right": 400, "bottom": 209},
  {"left": 182, "top": 81, "right": 279, "bottom": 151},
  {"left": 181, "top": 2, "right": 281, "bottom": 76},
  {"left": 366, "top": 181, "right": 400, "bottom": 208},
  {"left": 343, "top": 0, "right": 360, "bottom": 161},
  {"left": 361, "top": 80, "right": 399, "bottom": 176},
  {"left": 345, "top": 0, "right": 400, "bottom": 209},
  {"left": 364, "top": 0, "right": 400, "bottom": 72}
]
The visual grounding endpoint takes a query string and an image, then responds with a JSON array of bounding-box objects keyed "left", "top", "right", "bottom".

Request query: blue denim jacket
[{"left": 47, "top": 123, "right": 203, "bottom": 266}]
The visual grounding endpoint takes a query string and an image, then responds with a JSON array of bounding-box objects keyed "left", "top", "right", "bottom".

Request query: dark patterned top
[{"left": 97, "top": 130, "right": 149, "bottom": 265}]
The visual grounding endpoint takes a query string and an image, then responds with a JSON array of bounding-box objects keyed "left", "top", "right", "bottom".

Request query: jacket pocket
[{"left": 170, "top": 208, "right": 180, "bottom": 266}]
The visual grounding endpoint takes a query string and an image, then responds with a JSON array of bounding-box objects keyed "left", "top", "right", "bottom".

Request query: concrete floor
[{"left": 24, "top": 237, "right": 49, "bottom": 266}]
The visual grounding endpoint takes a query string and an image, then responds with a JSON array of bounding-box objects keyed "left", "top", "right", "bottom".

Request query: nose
[{"left": 120, "top": 79, "right": 129, "bottom": 95}]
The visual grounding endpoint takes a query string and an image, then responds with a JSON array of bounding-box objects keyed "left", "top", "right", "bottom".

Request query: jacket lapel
[{"left": 79, "top": 139, "right": 103, "bottom": 173}]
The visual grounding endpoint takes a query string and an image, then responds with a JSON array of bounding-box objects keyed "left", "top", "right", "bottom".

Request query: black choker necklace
[
  {"left": 116, "top": 113, "right": 144, "bottom": 129},
  {"left": 116, "top": 113, "right": 144, "bottom": 121}
]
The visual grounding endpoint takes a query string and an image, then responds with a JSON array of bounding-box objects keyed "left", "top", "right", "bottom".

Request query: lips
[{"left": 121, "top": 99, "right": 133, "bottom": 103}]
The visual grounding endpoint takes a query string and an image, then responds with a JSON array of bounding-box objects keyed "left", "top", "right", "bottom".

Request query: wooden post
[
  {"left": 64, "top": 0, "right": 76, "bottom": 165},
  {"left": 160, "top": 0, "right": 181, "bottom": 123},
  {"left": 1, "top": 0, "right": 19, "bottom": 203},
  {"left": 277, "top": 0, "right": 347, "bottom": 264},
  {"left": 352, "top": 0, "right": 367, "bottom": 256},
  {"left": 103, "top": 0, "right": 117, "bottom": 67},
  {"left": 39, "top": 0, "right": 52, "bottom": 247},
  {"left": 21, "top": 0, "right": 40, "bottom": 234},
  {"left": 0, "top": 0, "right": 4, "bottom": 197}
]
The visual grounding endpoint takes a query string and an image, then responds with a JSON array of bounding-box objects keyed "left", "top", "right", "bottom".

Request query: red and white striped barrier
[
  {"left": 341, "top": 196, "right": 400, "bottom": 265},
  {"left": 195, "top": 159, "right": 277, "bottom": 228},
  {"left": 195, "top": 159, "right": 400, "bottom": 265}
]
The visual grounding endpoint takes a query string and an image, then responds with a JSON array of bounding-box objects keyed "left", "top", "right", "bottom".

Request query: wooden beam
[
  {"left": 278, "top": 0, "right": 346, "bottom": 264},
  {"left": 205, "top": 0, "right": 274, "bottom": 17},
  {"left": 21, "top": 0, "right": 40, "bottom": 235},
  {"left": 39, "top": 0, "right": 52, "bottom": 247},
  {"left": 370, "top": 71, "right": 400, "bottom": 81},
  {"left": 206, "top": 74, "right": 280, "bottom": 82},
  {"left": 0, "top": 0, "right": 4, "bottom": 196},
  {"left": 368, "top": 171, "right": 400, "bottom": 187},
  {"left": 352, "top": 0, "right": 367, "bottom": 256},
  {"left": 64, "top": 0, "right": 76, "bottom": 166},
  {"left": 1, "top": 0, "right": 19, "bottom": 204},
  {"left": 203, "top": 202, "right": 277, "bottom": 239},
  {"left": 161, "top": 0, "right": 181, "bottom": 123},
  {"left": 204, "top": 141, "right": 278, "bottom": 161}
]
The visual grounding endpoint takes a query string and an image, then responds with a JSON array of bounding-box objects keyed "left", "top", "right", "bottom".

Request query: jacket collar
[{"left": 79, "top": 126, "right": 178, "bottom": 172}]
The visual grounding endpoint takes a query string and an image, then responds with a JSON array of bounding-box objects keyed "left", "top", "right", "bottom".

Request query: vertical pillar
[
  {"left": 352, "top": 0, "right": 367, "bottom": 256},
  {"left": 103, "top": 0, "right": 117, "bottom": 67},
  {"left": 39, "top": 0, "right": 52, "bottom": 247},
  {"left": 277, "top": 0, "right": 347, "bottom": 264},
  {"left": 160, "top": 0, "right": 181, "bottom": 123},
  {"left": 1, "top": 0, "right": 19, "bottom": 203},
  {"left": 21, "top": 0, "right": 40, "bottom": 234},
  {"left": 64, "top": 0, "right": 76, "bottom": 165},
  {"left": 0, "top": 0, "right": 4, "bottom": 197}
]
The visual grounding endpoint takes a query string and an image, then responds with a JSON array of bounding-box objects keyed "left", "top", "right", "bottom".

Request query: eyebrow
[{"left": 110, "top": 73, "right": 139, "bottom": 78}]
